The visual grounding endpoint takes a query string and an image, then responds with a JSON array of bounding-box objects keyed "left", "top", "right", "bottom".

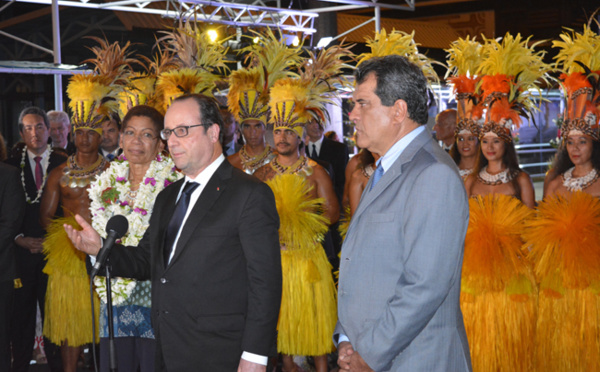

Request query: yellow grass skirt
[
  {"left": 278, "top": 246, "right": 337, "bottom": 356},
  {"left": 524, "top": 192, "right": 600, "bottom": 371},
  {"left": 267, "top": 174, "right": 337, "bottom": 356},
  {"left": 43, "top": 216, "right": 99, "bottom": 346},
  {"left": 460, "top": 194, "right": 537, "bottom": 372}
]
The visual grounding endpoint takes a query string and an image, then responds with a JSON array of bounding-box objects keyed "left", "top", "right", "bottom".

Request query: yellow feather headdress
[
  {"left": 156, "top": 21, "right": 229, "bottom": 111},
  {"left": 269, "top": 42, "right": 354, "bottom": 136},
  {"left": 67, "top": 74, "right": 118, "bottom": 133},
  {"left": 227, "top": 29, "right": 302, "bottom": 124},
  {"left": 118, "top": 44, "right": 179, "bottom": 117},
  {"left": 69, "top": 37, "right": 132, "bottom": 132},
  {"left": 84, "top": 36, "right": 138, "bottom": 87},
  {"left": 477, "top": 33, "right": 550, "bottom": 142},
  {"left": 445, "top": 36, "right": 485, "bottom": 136},
  {"left": 358, "top": 29, "right": 440, "bottom": 84},
  {"left": 553, "top": 25, "right": 600, "bottom": 140}
]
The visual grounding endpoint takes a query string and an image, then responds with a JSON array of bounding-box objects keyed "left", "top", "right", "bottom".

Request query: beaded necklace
[
  {"left": 562, "top": 167, "right": 599, "bottom": 191},
  {"left": 60, "top": 155, "right": 107, "bottom": 188},
  {"left": 20, "top": 145, "right": 52, "bottom": 204},
  {"left": 240, "top": 144, "right": 275, "bottom": 174},
  {"left": 478, "top": 166, "right": 516, "bottom": 186},
  {"left": 270, "top": 155, "right": 308, "bottom": 175}
]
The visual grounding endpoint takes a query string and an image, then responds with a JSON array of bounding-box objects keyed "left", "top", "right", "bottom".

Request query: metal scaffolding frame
[{"left": 0, "top": 0, "right": 416, "bottom": 109}]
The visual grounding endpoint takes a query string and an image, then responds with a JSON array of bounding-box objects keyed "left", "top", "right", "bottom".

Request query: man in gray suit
[{"left": 335, "top": 55, "right": 472, "bottom": 371}]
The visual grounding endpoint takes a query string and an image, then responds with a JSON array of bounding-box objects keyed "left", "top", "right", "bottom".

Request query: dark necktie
[
  {"left": 163, "top": 181, "right": 199, "bottom": 265},
  {"left": 370, "top": 163, "right": 384, "bottom": 191},
  {"left": 311, "top": 144, "right": 317, "bottom": 158},
  {"left": 34, "top": 156, "right": 43, "bottom": 190},
  {"left": 106, "top": 153, "right": 115, "bottom": 161}
]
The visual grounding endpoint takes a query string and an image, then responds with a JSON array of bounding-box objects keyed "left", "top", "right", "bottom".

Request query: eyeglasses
[
  {"left": 160, "top": 124, "right": 205, "bottom": 140},
  {"left": 122, "top": 130, "right": 158, "bottom": 142}
]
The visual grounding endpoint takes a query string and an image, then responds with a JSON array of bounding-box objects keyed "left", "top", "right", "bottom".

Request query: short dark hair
[
  {"left": 18, "top": 107, "right": 49, "bottom": 132},
  {"left": 103, "top": 112, "right": 122, "bottom": 130},
  {"left": 172, "top": 94, "right": 224, "bottom": 142},
  {"left": 355, "top": 55, "right": 429, "bottom": 125},
  {"left": 122, "top": 105, "right": 164, "bottom": 133}
]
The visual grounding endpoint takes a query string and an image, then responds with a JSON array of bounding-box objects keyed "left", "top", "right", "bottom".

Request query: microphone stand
[{"left": 104, "top": 259, "right": 118, "bottom": 372}]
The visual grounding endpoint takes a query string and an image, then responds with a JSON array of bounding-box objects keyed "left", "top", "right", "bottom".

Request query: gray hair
[{"left": 47, "top": 110, "right": 70, "bottom": 127}]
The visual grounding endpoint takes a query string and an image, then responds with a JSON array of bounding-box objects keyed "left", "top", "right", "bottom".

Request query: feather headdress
[
  {"left": 84, "top": 36, "right": 138, "bottom": 87},
  {"left": 67, "top": 74, "right": 118, "bottom": 133},
  {"left": 269, "top": 42, "right": 354, "bottom": 137},
  {"left": 358, "top": 29, "right": 440, "bottom": 84},
  {"left": 477, "top": 33, "right": 550, "bottom": 142},
  {"left": 117, "top": 44, "right": 179, "bottom": 116},
  {"left": 553, "top": 25, "right": 600, "bottom": 140},
  {"left": 156, "top": 22, "right": 229, "bottom": 111},
  {"left": 445, "top": 36, "right": 485, "bottom": 136},
  {"left": 227, "top": 29, "right": 302, "bottom": 124},
  {"left": 69, "top": 37, "right": 131, "bottom": 132}
]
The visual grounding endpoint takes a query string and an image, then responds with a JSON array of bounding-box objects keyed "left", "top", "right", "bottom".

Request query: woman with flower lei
[{"left": 88, "top": 106, "right": 181, "bottom": 372}]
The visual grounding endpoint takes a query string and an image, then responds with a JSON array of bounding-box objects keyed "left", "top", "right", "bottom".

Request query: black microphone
[{"left": 91, "top": 214, "right": 129, "bottom": 278}]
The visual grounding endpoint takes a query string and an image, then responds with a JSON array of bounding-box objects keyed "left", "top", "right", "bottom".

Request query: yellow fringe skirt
[
  {"left": 460, "top": 194, "right": 537, "bottom": 372},
  {"left": 277, "top": 246, "right": 337, "bottom": 356},
  {"left": 524, "top": 192, "right": 600, "bottom": 371},
  {"left": 43, "top": 216, "right": 99, "bottom": 346}
]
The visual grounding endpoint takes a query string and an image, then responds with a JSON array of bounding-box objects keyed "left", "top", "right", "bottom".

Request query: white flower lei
[{"left": 89, "top": 153, "right": 182, "bottom": 305}]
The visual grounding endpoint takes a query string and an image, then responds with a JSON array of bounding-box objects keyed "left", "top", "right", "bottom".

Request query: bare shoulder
[{"left": 516, "top": 171, "right": 533, "bottom": 185}]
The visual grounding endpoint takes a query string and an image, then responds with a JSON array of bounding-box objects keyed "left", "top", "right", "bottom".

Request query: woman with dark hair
[
  {"left": 459, "top": 33, "right": 545, "bottom": 372},
  {"left": 449, "top": 123, "right": 480, "bottom": 180},
  {"left": 526, "top": 29, "right": 600, "bottom": 370},
  {"left": 465, "top": 130, "right": 535, "bottom": 208},
  {"left": 544, "top": 135, "right": 600, "bottom": 197},
  {"left": 88, "top": 105, "right": 182, "bottom": 372}
]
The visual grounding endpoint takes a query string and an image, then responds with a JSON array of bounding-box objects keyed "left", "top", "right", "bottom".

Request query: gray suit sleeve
[{"left": 355, "top": 163, "right": 469, "bottom": 371}]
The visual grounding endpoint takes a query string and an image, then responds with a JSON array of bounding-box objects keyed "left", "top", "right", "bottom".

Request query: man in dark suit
[
  {"left": 0, "top": 163, "right": 25, "bottom": 371},
  {"left": 5, "top": 106, "right": 66, "bottom": 372},
  {"left": 66, "top": 94, "right": 282, "bottom": 372},
  {"left": 306, "top": 119, "right": 348, "bottom": 203}
]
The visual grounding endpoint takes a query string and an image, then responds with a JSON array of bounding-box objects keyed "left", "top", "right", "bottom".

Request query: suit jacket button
[{"left": 160, "top": 278, "right": 167, "bottom": 284}]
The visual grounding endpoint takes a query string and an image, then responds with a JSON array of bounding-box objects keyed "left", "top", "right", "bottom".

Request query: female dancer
[
  {"left": 450, "top": 124, "right": 480, "bottom": 180},
  {"left": 525, "top": 24, "right": 600, "bottom": 371},
  {"left": 461, "top": 33, "right": 548, "bottom": 372}
]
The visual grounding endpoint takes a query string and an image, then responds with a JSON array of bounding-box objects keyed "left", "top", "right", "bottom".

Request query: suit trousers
[{"left": 0, "top": 280, "right": 13, "bottom": 372}]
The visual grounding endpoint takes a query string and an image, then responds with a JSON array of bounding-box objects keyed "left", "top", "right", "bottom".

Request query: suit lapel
[
  {"left": 351, "top": 130, "right": 430, "bottom": 224},
  {"left": 165, "top": 161, "right": 232, "bottom": 270}
]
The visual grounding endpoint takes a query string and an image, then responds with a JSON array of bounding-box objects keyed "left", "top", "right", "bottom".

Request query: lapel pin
[{"left": 217, "top": 187, "right": 220, "bottom": 191}]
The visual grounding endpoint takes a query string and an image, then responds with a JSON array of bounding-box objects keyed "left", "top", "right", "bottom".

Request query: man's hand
[
  {"left": 64, "top": 214, "right": 102, "bottom": 256},
  {"left": 15, "top": 236, "right": 44, "bottom": 254},
  {"left": 338, "top": 341, "right": 355, "bottom": 370},
  {"left": 237, "top": 358, "right": 265, "bottom": 372},
  {"left": 348, "top": 350, "right": 374, "bottom": 372}
]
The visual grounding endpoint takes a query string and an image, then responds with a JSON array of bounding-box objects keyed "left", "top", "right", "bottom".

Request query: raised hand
[{"left": 64, "top": 214, "right": 102, "bottom": 256}]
